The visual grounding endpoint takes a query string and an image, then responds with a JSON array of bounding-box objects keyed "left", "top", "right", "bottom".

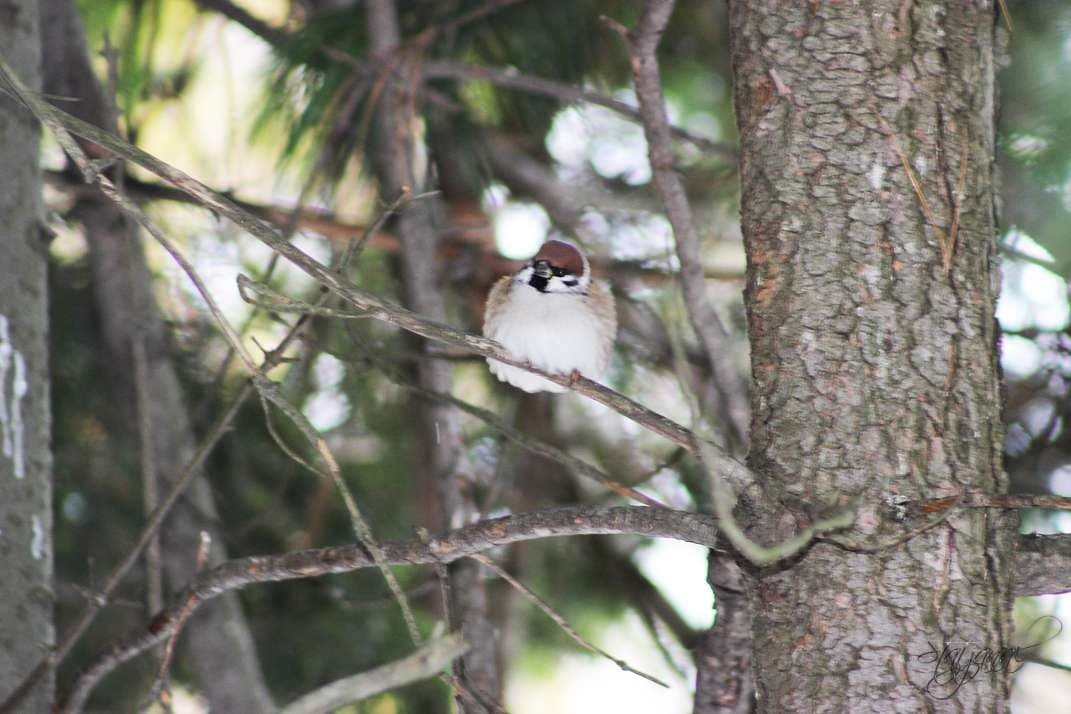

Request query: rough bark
[
  {"left": 40, "top": 2, "right": 274, "bottom": 712},
  {"left": 0, "top": 2, "right": 52, "bottom": 711},
  {"left": 694, "top": 552, "right": 753, "bottom": 714},
  {"left": 364, "top": 0, "right": 500, "bottom": 707},
  {"left": 730, "top": 1, "right": 1010, "bottom": 711}
]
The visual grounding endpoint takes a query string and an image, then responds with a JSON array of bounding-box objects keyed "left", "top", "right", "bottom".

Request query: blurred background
[{"left": 43, "top": 1, "right": 1071, "bottom": 711}]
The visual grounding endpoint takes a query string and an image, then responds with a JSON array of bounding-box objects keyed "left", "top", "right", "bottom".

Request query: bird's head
[{"left": 516, "top": 239, "right": 590, "bottom": 295}]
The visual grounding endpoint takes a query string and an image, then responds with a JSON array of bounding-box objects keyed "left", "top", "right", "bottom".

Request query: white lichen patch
[
  {"left": 867, "top": 158, "right": 886, "bottom": 190},
  {"left": 31, "top": 514, "right": 45, "bottom": 560},
  {"left": 0, "top": 315, "right": 11, "bottom": 456},
  {"left": 0, "top": 315, "right": 27, "bottom": 479},
  {"left": 12, "top": 352, "right": 26, "bottom": 479},
  {"left": 913, "top": 154, "right": 928, "bottom": 177}
]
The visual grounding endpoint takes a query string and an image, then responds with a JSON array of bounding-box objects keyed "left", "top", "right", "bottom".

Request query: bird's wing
[
  {"left": 589, "top": 280, "right": 618, "bottom": 370},
  {"left": 590, "top": 280, "right": 618, "bottom": 337},
  {"left": 482, "top": 275, "right": 514, "bottom": 335}
]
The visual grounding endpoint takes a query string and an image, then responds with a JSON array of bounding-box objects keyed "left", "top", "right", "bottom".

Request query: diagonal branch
[
  {"left": 0, "top": 58, "right": 757, "bottom": 492},
  {"left": 280, "top": 635, "right": 469, "bottom": 714},
  {"left": 191, "top": 0, "right": 734, "bottom": 158},
  {"left": 611, "top": 0, "right": 750, "bottom": 447},
  {"left": 59, "top": 506, "right": 718, "bottom": 710},
  {"left": 422, "top": 60, "right": 735, "bottom": 158},
  {"left": 470, "top": 553, "right": 669, "bottom": 688}
]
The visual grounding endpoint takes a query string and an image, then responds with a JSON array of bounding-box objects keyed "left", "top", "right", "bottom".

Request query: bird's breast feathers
[{"left": 484, "top": 277, "right": 616, "bottom": 393}]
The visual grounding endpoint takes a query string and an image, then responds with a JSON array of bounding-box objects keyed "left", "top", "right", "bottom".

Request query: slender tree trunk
[
  {"left": 40, "top": 2, "right": 275, "bottom": 711},
  {"left": 730, "top": 1, "right": 1010, "bottom": 710},
  {"left": 364, "top": 1, "right": 500, "bottom": 709},
  {"left": 0, "top": 2, "right": 52, "bottom": 711},
  {"left": 693, "top": 551, "right": 753, "bottom": 714}
]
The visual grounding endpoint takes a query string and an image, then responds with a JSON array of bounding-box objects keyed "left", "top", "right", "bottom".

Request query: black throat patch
[{"left": 528, "top": 274, "right": 549, "bottom": 293}]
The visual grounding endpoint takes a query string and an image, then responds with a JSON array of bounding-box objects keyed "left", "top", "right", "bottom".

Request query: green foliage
[
  {"left": 999, "top": 2, "right": 1071, "bottom": 273},
  {"left": 76, "top": 0, "right": 200, "bottom": 130}
]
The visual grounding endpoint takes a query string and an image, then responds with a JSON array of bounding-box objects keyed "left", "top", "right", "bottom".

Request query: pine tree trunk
[
  {"left": 729, "top": 1, "right": 1011, "bottom": 710},
  {"left": 0, "top": 2, "right": 53, "bottom": 711},
  {"left": 365, "top": 1, "right": 500, "bottom": 709},
  {"left": 38, "top": 3, "right": 277, "bottom": 710}
]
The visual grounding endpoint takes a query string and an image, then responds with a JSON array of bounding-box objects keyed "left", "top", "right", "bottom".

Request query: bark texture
[
  {"left": 41, "top": 2, "right": 274, "bottom": 711},
  {"left": 730, "top": 1, "right": 1010, "bottom": 711},
  {"left": 0, "top": 1, "right": 52, "bottom": 711},
  {"left": 694, "top": 552, "right": 753, "bottom": 714}
]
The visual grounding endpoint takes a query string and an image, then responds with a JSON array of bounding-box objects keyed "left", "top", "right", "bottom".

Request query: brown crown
[{"left": 532, "top": 240, "right": 585, "bottom": 277}]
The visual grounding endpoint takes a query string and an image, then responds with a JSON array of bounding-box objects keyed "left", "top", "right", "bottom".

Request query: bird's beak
[{"left": 533, "top": 260, "right": 552, "bottom": 279}]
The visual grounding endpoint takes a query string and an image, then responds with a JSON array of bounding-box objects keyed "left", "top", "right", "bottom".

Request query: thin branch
[
  {"left": 141, "top": 532, "right": 212, "bottom": 712},
  {"left": 344, "top": 340, "right": 669, "bottom": 508},
  {"left": 280, "top": 635, "right": 469, "bottom": 714},
  {"left": 470, "top": 553, "right": 669, "bottom": 688},
  {"left": 0, "top": 60, "right": 755, "bottom": 486},
  {"left": 0, "top": 60, "right": 410, "bottom": 708},
  {"left": 60, "top": 506, "right": 718, "bottom": 709},
  {"left": 873, "top": 110, "right": 968, "bottom": 277},
  {"left": 423, "top": 61, "right": 735, "bottom": 159},
  {"left": 1015, "top": 533, "right": 1071, "bottom": 597},
  {"left": 191, "top": 0, "right": 735, "bottom": 158},
  {"left": 915, "top": 493, "right": 1071, "bottom": 513},
  {"left": 46, "top": 169, "right": 742, "bottom": 285},
  {"left": 193, "top": 0, "right": 290, "bottom": 46},
  {"left": 612, "top": 0, "right": 750, "bottom": 446},
  {"left": 414, "top": 0, "right": 528, "bottom": 42},
  {"left": 1019, "top": 654, "right": 1071, "bottom": 675}
]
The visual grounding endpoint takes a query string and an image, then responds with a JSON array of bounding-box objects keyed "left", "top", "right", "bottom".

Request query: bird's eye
[{"left": 551, "top": 267, "right": 567, "bottom": 277}]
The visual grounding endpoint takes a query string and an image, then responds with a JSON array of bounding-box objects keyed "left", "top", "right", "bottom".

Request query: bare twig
[
  {"left": 423, "top": 61, "right": 734, "bottom": 158},
  {"left": 280, "top": 635, "right": 470, "bottom": 714},
  {"left": 141, "top": 533, "right": 212, "bottom": 713},
  {"left": 414, "top": 0, "right": 528, "bottom": 42},
  {"left": 0, "top": 56, "right": 416, "bottom": 709},
  {"left": 0, "top": 378, "right": 253, "bottom": 714},
  {"left": 60, "top": 506, "right": 717, "bottom": 709},
  {"left": 874, "top": 110, "right": 968, "bottom": 277},
  {"left": 997, "top": 0, "right": 1014, "bottom": 33},
  {"left": 303, "top": 335, "right": 668, "bottom": 508},
  {"left": 915, "top": 493, "right": 1071, "bottom": 512},
  {"left": 470, "top": 553, "right": 669, "bottom": 688},
  {"left": 54, "top": 494, "right": 1069, "bottom": 707},
  {"left": 0, "top": 59, "right": 755, "bottom": 482},
  {"left": 611, "top": 0, "right": 750, "bottom": 447},
  {"left": 194, "top": 0, "right": 733, "bottom": 159}
]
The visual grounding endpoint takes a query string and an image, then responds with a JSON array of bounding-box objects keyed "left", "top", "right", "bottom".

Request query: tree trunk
[
  {"left": 364, "top": 1, "right": 500, "bottom": 709},
  {"left": 40, "top": 2, "right": 275, "bottom": 711},
  {"left": 0, "top": 1, "right": 52, "bottom": 711},
  {"left": 730, "top": 1, "right": 1010, "bottom": 710}
]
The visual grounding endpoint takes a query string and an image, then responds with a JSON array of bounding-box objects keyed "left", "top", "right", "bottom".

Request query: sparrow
[{"left": 483, "top": 239, "right": 617, "bottom": 393}]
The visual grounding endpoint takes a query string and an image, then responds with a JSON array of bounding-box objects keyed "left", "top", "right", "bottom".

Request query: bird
[{"left": 483, "top": 239, "right": 617, "bottom": 393}]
